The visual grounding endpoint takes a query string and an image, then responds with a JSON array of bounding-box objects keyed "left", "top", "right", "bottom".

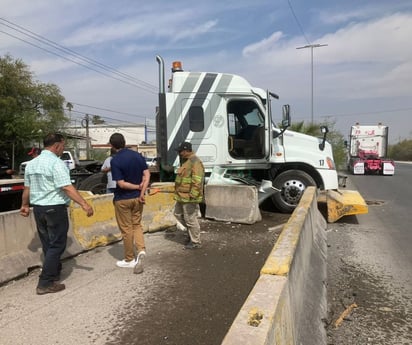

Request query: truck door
[{"left": 227, "top": 99, "right": 266, "bottom": 160}]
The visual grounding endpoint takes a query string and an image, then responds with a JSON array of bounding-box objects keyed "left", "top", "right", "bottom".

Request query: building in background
[{"left": 66, "top": 124, "right": 157, "bottom": 159}]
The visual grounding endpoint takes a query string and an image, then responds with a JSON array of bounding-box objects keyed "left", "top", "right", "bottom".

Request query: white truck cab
[{"left": 156, "top": 56, "right": 339, "bottom": 213}]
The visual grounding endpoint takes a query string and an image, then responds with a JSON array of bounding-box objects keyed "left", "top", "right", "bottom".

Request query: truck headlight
[{"left": 327, "top": 157, "right": 335, "bottom": 169}]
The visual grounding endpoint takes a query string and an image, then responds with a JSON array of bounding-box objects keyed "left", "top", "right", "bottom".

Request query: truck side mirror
[
  {"left": 319, "top": 125, "right": 329, "bottom": 151},
  {"left": 282, "top": 104, "right": 291, "bottom": 128}
]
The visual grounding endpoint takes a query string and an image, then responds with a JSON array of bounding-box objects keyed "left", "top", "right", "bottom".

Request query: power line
[
  {"left": 321, "top": 106, "right": 412, "bottom": 118},
  {"left": 287, "top": 0, "right": 310, "bottom": 44},
  {"left": 70, "top": 102, "right": 152, "bottom": 120},
  {"left": 0, "top": 17, "right": 157, "bottom": 91},
  {"left": 67, "top": 109, "right": 146, "bottom": 126},
  {"left": 293, "top": 106, "right": 412, "bottom": 121},
  {"left": 1, "top": 29, "right": 156, "bottom": 94},
  {"left": 0, "top": 17, "right": 157, "bottom": 93}
]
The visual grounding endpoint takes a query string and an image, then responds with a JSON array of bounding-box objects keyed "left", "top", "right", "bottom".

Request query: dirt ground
[{"left": 108, "top": 210, "right": 290, "bottom": 345}]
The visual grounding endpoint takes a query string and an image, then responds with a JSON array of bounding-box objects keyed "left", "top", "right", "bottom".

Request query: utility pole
[
  {"left": 296, "top": 43, "right": 328, "bottom": 124},
  {"left": 81, "top": 114, "right": 90, "bottom": 160}
]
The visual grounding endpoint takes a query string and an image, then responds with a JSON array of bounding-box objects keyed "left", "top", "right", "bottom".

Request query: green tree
[
  {"left": 91, "top": 115, "right": 105, "bottom": 125},
  {"left": 288, "top": 119, "right": 347, "bottom": 170},
  {"left": 0, "top": 54, "right": 68, "bottom": 162},
  {"left": 388, "top": 139, "right": 412, "bottom": 161}
]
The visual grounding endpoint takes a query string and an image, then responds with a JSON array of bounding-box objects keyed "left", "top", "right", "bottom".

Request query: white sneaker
[
  {"left": 134, "top": 251, "right": 146, "bottom": 274},
  {"left": 116, "top": 259, "right": 136, "bottom": 268}
]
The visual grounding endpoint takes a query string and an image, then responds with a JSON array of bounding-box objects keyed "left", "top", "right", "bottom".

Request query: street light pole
[{"left": 296, "top": 43, "right": 328, "bottom": 124}]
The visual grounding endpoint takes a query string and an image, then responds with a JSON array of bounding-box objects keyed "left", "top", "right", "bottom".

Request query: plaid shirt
[{"left": 24, "top": 150, "right": 72, "bottom": 206}]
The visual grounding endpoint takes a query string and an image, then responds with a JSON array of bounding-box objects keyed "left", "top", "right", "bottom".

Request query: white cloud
[
  {"left": 171, "top": 20, "right": 218, "bottom": 42},
  {"left": 30, "top": 57, "right": 74, "bottom": 76},
  {"left": 1, "top": 0, "right": 412, "bottom": 141},
  {"left": 242, "top": 31, "right": 283, "bottom": 57}
]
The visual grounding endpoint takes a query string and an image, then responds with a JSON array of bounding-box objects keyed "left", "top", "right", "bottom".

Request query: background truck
[
  {"left": 20, "top": 150, "right": 105, "bottom": 191},
  {"left": 347, "top": 123, "right": 395, "bottom": 175},
  {"left": 0, "top": 178, "right": 24, "bottom": 212},
  {"left": 0, "top": 154, "right": 23, "bottom": 212},
  {"left": 155, "top": 56, "right": 367, "bottom": 222},
  {"left": 1, "top": 150, "right": 105, "bottom": 212}
]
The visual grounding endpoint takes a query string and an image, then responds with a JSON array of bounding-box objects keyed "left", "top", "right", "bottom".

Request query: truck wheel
[
  {"left": 78, "top": 172, "right": 107, "bottom": 195},
  {"left": 271, "top": 170, "right": 316, "bottom": 213}
]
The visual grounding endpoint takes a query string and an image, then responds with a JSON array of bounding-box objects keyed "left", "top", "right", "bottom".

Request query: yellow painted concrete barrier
[
  {"left": 69, "top": 194, "right": 121, "bottom": 250},
  {"left": 0, "top": 182, "right": 177, "bottom": 284},
  {"left": 142, "top": 182, "right": 177, "bottom": 232},
  {"left": 221, "top": 187, "right": 328, "bottom": 345}
]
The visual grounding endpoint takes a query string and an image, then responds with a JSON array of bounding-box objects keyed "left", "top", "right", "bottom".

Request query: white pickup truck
[
  {"left": 19, "top": 149, "right": 106, "bottom": 193},
  {"left": 19, "top": 150, "right": 76, "bottom": 176}
]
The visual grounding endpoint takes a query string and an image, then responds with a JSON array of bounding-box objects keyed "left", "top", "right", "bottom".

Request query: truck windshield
[{"left": 60, "top": 152, "right": 71, "bottom": 161}]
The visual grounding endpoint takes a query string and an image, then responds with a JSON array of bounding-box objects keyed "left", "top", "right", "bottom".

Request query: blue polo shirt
[
  {"left": 24, "top": 150, "right": 72, "bottom": 205},
  {"left": 111, "top": 148, "right": 148, "bottom": 201}
]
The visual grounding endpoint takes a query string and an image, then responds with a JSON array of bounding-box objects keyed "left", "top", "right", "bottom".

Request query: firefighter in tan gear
[{"left": 174, "top": 142, "right": 205, "bottom": 249}]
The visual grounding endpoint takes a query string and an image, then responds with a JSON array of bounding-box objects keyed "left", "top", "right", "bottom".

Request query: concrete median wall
[
  {"left": 0, "top": 182, "right": 177, "bottom": 285},
  {"left": 221, "top": 186, "right": 327, "bottom": 345},
  {"left": 205, "top": 184, "right": 262, "bottom": 224}
]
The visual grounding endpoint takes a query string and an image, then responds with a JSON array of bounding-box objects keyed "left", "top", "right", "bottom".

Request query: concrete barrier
[
  {"left": 205, "top": 184, "right": 262, "bottom": 224},
  {"left": 221, "top": 186, "right": 327, "bottom": 345},
  {"left": 0, "top": 182, "right": 177, "bottom": 285},
  {"left": 143, "top": 182, "right": 177, "bottom": 232},
  {"left": 0, "top": 210, "right": 43, "bottom": 284}
]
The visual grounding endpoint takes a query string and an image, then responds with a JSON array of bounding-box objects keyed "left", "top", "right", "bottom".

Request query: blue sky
[{"left": 1, "top": 0, "right": 412, "bottom": 143}]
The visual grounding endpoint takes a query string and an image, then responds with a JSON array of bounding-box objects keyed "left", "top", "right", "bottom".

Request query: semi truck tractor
[
  {"left": 347, "top": 123, "right": 395, "bottom": 175},
  {"left": 155, "top": 56, "right": 367, "bottom": 222}
]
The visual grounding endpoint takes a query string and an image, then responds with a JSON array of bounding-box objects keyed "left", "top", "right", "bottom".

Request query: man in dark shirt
[{"left": 109, "top": 133, "right": 150, "bottom": 274}]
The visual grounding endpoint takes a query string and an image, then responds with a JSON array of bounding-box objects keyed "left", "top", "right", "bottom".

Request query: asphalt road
[
  {"left": 0, "top": 209, "right": 290, "bottom": 345},
  {"left": 326, "top": 163, "right": 412, "bottom": 345}
]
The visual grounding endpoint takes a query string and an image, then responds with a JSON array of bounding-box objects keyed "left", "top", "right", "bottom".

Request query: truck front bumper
[{"left": 318, "top": 189, "right": 368, "bottom": 223}]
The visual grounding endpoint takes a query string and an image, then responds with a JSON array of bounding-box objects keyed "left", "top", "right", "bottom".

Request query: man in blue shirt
[
  {"left": 20, "top": 133, "right": 94, "bottom": 295},
  {"left": 109, "top": 133, "right": 150, "bottom": 274}
]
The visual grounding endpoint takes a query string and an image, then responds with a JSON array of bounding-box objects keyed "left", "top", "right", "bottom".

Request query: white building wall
[{"left": 68, "top": 125, "right": 147, "bottom": 147}]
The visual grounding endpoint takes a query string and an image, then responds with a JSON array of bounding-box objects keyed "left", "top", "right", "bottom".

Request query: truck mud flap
[{"left": 320, "top": 189, "right": 368, "bottom": 223}]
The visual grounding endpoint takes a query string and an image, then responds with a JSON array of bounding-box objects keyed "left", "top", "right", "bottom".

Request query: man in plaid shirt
[{"left": 20, "top": 133, "right": 94, "bottom": 295}]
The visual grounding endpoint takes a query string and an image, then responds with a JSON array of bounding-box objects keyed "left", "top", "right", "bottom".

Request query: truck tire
[
  {"left": 271, "top": 170, "right": 316, "bottom": 213},
  {"left": 78, "top": 172, "right": 107, "bottom": 195}
]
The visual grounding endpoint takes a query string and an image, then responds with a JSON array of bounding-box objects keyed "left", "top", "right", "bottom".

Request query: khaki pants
[
  {"left": 174, "top": 202, "right": 201, "bottom": 244},
  {"left": 114, "top": 198, "right": 145, "bottom": 261}
]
